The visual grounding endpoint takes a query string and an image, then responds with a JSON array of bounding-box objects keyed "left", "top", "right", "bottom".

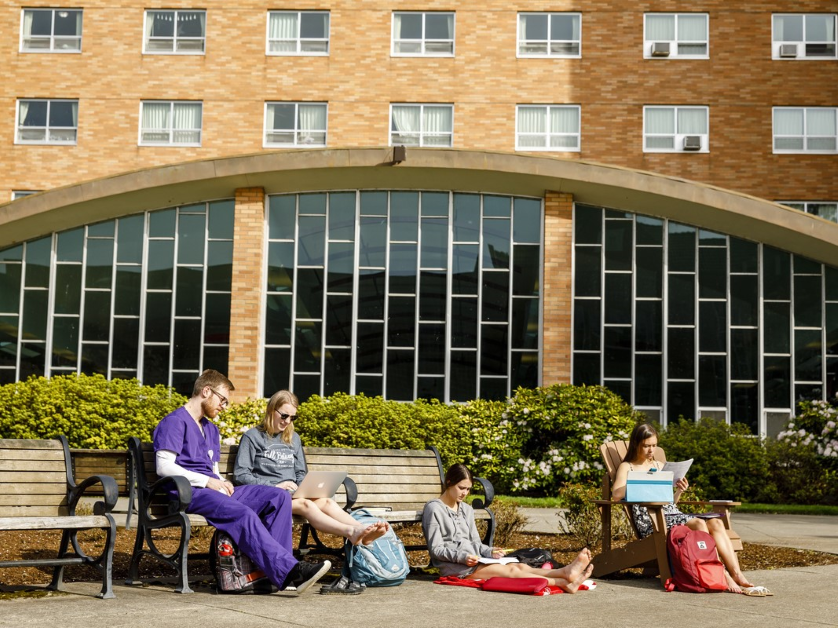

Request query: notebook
[
  {"left": 625, "top": 470, "right": 674, "bottom": 502},
  {"left": 291, "top": 470, "right": 348, "bottom": 500}
]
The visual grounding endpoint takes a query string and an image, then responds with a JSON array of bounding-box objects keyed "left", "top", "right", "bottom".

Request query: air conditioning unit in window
[
  {"left": 651, "top": 42, "right": 671, "bottom": 57},
  {"left": 779, "top": 43, "right": 798, "bottom": 58},
  {"left": 683, "top": 135, "right": 702, "bottom": 151}
]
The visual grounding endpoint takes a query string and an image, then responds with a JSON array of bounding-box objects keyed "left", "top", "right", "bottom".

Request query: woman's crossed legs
[{"left": 465, "top": 548, "right": 594, "bottom": 593}]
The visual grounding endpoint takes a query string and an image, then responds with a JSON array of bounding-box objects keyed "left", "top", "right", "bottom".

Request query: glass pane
[
  {"left": 765, "top": 356, "right": 791, "bottom": 408},
  {"left": 452, "top": 244, "right": 479, "bottom": 295},
  {"left": 480, "top": 325, "right": 508, "bottom": 376},
  {"left": 731, "top": 328, "right": 758, "bottom": 380},
  {"left": 483, "top": 195, "right": 511, "bottom": 218},
  {"left": 698, "top": 355, "right": 726, "bottom": 407},
  {"left": 267, "top": 241, "right": 294, "bottom": 293},
  {"left": 359, "top": 217, "right": 387, "bottom": 267},
  {"left": 511, "top": 351, "right": 539, "bottom": 390},
  {"left": 453, "top": 194, "right": 480, "bottom": 242},
  {"left": 25, "top": 237, "right": 51, "bottom": 289},
  {"left": 298, "top": 216, "right": 326, "bottom": 266},
  {"left": 387, "top": 350, "right": 414, "bottom": 401},
  {"left": 730, "top": 275, "right": 758, "bottom": 327},
  {"left": 172, "top": 319, "right": 201, "bottom": 370},
  {"left": 208, "top": 200, "right": 234, "bottom": 239},
  {"left": 355, "top": 375, "right": 382, "bottom": 397},
  {"left": 481, "top": 272, "right": 509, "bottom": 322},
  {"left": 698, "top": 229, "right": 725, "bottom": 246},
  {"left": 418, "top": 323, "right": 445, "bottom": 374},
  {"left": 668, "top": 274, "right": 695, "bottom": 325},
  {"left": 636, "top": 216, "right": 663, "bottom": 245},
  {"left": 263, "top": 348, "right": 290, "bottom": 398},
  {"left": 206, "top": 241, "right": 233, "bottom": 292},
  {"left": 149, "top": 209, "right": 176, "bottom": 238},
  {"left": 204, "top": 293, "right": 230, "bottom": 345},
  {"left": 451, "top": 298, "right": 477, "bottom": 349},
  {"left": 387, "top": 296, "right": 415, "bottom": 347},
  {"left": 605, "top": 220, "right": 632, "bottom": 271},
  {"left": 390, "top": 192, "right": 419, "bottom": 241},
  {"left": 698, "top": 300, "right": 726, "bottom": 353},
  {"left": 146, "top": 240, "right": 174, "bottom": 290},
  {"left": 763, "top": 246, "right": 791, "bottom": 301},
  {"left": 265, "top": 294, "right": 293, "bottom": 345},
  {"left": 175, "top": 266, "right": 203, "bottom": 317},
  {"left": 357, "top": 270, "right": 385, "bottom": 320},
  {"left": 698, "top": 247, "right": 726, "bottom": 299},
  {"left": 19, "top": 341, "right": 46, "bottom": 378},
  {"left": 389, "top": 243, "right": 417, "bottom": 294},
  {"left": 450, "top": 351, "right": 476, "bottom": 401},
  {"left": 827, "top": 266, "right": 838, "bottom": 302},
  {"left": 574, "top": 205, "right": 602, "bottom": 245},
  {"left": 294, "top": 321, "right": 322, "bottom": 371},
  {"left": 112, "top": 318, "right": 139, "bottom": 369},
  {"left": 794, "top": 275, "right": 822, "bottom": 328},
  {"left": 574, "top": 246, "right": 601, "bottom": 297},
  {"left": 268, "top": 196, "right": 296, "bottom": 240},
  {"left": 296, "top": 268, "right": 324, "bottom": 319},
  {"left": 52, "top": 316, "right": 79, "bottom": 367},
  {"left": 22, "top": 290, "right": 49, "bottom": 340},
  {"left": 328, "top": 192, "right": 356, "bottom": 241},
  {"left": 573, "top": 351, "right": 600, "bottom": 386},
  {"left": 85, "top": 239, "right": 113, "bottom": 289},
  {"left": 177, "top": 214, "right": 205, "bottom": 265},
  {"left": 668, "top": 328, "right": 695, "bottom": 379},
  {"left": 144, "top": 292, "right": 172, "bottom": 342},
  {"left": 419, "top": 271, "right": 446, "bottom": 321},
  {"left": 511, "top": 298, "right": 538, "bottom": 349},
  {"left": 668, "top": 223, "right": 695, "bottom": 272},
  {"left": 635, "top": 354, "right": 662, "bottom": 406},
  {"left": 603, "top": 326, "right": 631, "bottom": 378},
  {"left": 828, "top": 302, "right": 838, "bottom": 355},
  {"left": 667, "top": 381, "right": 695, "bottom": 423},
  {"left": 774, "top": 15, "right": 803, "bottom": 41},
  {"left": 482, "top": 219, "right": 510, "bottom": 270},
  {"left": 795, "top": 329, "right": 822, "bottom": 382},
  {"left": 794, "top": 255, "right": 821, "bottom": 275},
  {"left": 731, "top": 383, "right": 758, "bottom": 433},
  {"left": 512, "top": 245, "right": 540, "bottom": 297},
  {"left": 764, "top": 301, "right": 791, "bottom": 354},
  {"left": 83, "top": 291, "right": 111, "bottom": 341},
  {"left": 635, "top": 300, "right": 662, "bottom": 352},
  {"left": 142, "top": 344, "right": 169, "bottom": 385},
  {"left": 54, "top": 265, "right": 81, "bottom": 315},
  {"left": 574, "top": 299, "right": 601, "bottom": 351},
  {"left": 605, "top": 274, "right": 631, "bottom": 324},
  {"left": 729, "top": 237, "right": 758, "bottom": 273},
  {"left": 636, "top": 247, "right": 662, "bottom": 298},
  {"left": 325, "top": 294, "right": 353, "bottom": 346},
  {"left": 513, "top": 198, "right": 541, "bottom": 244},
  {"left": 421, "top": 218, "right": 448, "bottom": 269},
  {"left": 80, "top": 343, "right": 108, "bottom": 376},
  {"left": 0, "top": 264, "right": 22, "bottom": 313},
  {"left": 324, "top": 348, "right": 351, "bottom": 396},
  {"left": 117, "top": 215, "right": 144, "bottom": 264},
  {"left": 114, "top": 267, "right": 141, "bottom": 316},
  {"left": 327, "top": 241, "right": 354, "bottom": 293},
  {"left": 356, "top": 322, "right": 383, "bottom": 373}
]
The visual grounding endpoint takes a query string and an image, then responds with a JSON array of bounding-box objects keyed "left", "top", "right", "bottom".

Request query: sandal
[{"left": 742, "top": 586, "right": 772, "bottom": 597}]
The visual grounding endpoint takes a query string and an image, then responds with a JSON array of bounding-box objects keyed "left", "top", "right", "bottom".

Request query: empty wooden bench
[
  {"left": 126, "top": 438, "right": 495, "bottom": 593},
  {"left": 0, "top": 437, "right": 118, "bottom": 599}
]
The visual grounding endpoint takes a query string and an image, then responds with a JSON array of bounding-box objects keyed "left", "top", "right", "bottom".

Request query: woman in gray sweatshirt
[
  {"left": 234, "top": 389, "right": 387, "bottom": 547},
  {"left": 422, "top": 464, "right": 594, "bottom": 592}
]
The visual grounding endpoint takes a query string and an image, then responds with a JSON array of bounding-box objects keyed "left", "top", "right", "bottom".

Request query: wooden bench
[
  {"left": 126, "top": 438, "right": 496, "bottom": 593},
  {"left": 0, "top": 437, "right": 118, "bottom": 599},
  {"left": 71, "top": 448, "right": 134, "bottom": 529}
]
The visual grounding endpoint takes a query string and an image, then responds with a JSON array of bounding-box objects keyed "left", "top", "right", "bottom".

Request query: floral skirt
[{"left": 630, "top": 503, "right": 694, "bottom": 539}]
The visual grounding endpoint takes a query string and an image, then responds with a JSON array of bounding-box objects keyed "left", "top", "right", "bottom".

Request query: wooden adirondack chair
[{"left": 592, "top": 440, "right": 742, "bottom": 585}]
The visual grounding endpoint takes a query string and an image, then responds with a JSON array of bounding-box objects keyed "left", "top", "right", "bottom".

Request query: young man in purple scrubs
[{"left": 153, "top": 369, "right": 330, "bottom": 593}]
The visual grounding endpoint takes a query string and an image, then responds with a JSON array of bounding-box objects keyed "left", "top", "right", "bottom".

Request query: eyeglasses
[
  {"left": 209, "top": 388, "right": 229, "bottom": 408},
  {"left": 275, "top": 411, "right": 297, "bottom": 422}
]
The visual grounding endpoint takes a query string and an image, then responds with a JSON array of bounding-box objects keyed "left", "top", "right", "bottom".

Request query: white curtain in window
[
  {"left": 551, "top": 107, "right": 579, "bottom": 133},
  {"left": 22, "top": 11, "right": 34, "bottom": 37},
  {"left": 142, "top": 103, "right": 169, "bottom": 130},
  {"left": 173, "top": 103, "right": 201, "bottom": 130},
  {"left": 269, "top": 13, "right": 297, "bottom": 39},
  {"left": 774, "top": 109, "right": 804, "bottom": 135},
  {"left": 266, "top": 104, "right": 275, "bottom": 130},
  {"left": 442, "top": 14, "right": 454, "bottom": 39},
  {"left": 774, "top": 15, "right": 802, "bottom": 42},
  {"left": 646, "top": 108, "right": 674, "bottom": 134},
  {"left": 424, "top": 106, "right": 452, "bottom": 133},
  {"left": 678, "top": 15, "right": 706, "bottom": 40},
  {"left": 18, "top": 101, "right": 29, "bottom": 125},
  {"left": 518, "top": 107, "right": 545, "bottom": 133},
  {"left": 806, "top": 14, "right": 834, "bottom": 41},
  {"left": 393, "top": 13, "right": 403, "bottom": 39},
  {"left": 299, "top": 104, "right": 326, "bottom": 130},
  {"left": 70, "top": 101, "right": 78, "bottom": 126},
  {"left": 74, "top": 11, "right": 83, "bottom": 36},
  {"left": 392, "top": 106, "right": 420, "bottom": 133},
  {"left": 807, "top": 109, "right": 836, "bottom": 136},
  {"left": 678, "top": 108, "right": 707, "bottom": 134},
  {"left": 145, "top": 12, "right": 156, "bottom": 39},
  {"left": 564, "top": 15, "right": 581, "bottom": 40},
  {"left": 647, "top": 15, "right": 675, "bottom": 40},
  {"left": 198, "top": 12, "right": 206, "bottom": 34}
]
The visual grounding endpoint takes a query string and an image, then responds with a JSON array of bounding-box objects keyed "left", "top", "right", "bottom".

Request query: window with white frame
[
  {"left": 392, "top": 12, "right": 454, "bottom": 56},
  {"left": 644, "top": 14, "right": 709, "bottom": 58},
  {"left": 773, "top": 14, "right": 837, "bottom": 59},
  {"left": 12, "top": 191, "right": 41, "bottom": 200},
  {"left": 516, "top": 105, "right": 580, "bottom": 151},
  {"left": 144, "top": 10, "right": 206, "bottom": 54},
  {"left": 267, "top": 11, "right": 329, "bottom": 55},
  {"left": 139, "top": 101, "right": 202, "bottom": 146},
  {"left": 778, "top": 201, "right": 838, "bottom": 222},
  {"left": 16, "top": 99, "right": 78, "bottom": 144},
  {"left": 264, "top": 102, "right": 327, "bottom": 147},
  {"left": 517, "top": 13, "right": 581, "bottom": 57},
  {"left": 644, "top": 106, "right": 709, "bottom": 152},
  {"left": 773, "top": 108, "right": 837, "bottom": 153},
  {"left": 390, "top": 104, "right": 453, "bottom": 147},
  {"left": 20, "top": 8, "right": 82, "bottom": 52}
]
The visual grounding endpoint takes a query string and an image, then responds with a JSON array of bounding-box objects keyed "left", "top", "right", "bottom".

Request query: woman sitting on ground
[
  {"left": 612, "top": 422, "right": 768, "bottom": 595},
  {"left": 233, "top": 389, "right": 388, "bottom": 547},
  {"left": 422, "top": 463, "right": 594, "bottom": 593}
]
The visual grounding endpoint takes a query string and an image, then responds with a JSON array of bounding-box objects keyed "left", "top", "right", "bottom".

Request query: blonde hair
[{"left": 260, "top": 390, "right": 299, "bottom": 442}]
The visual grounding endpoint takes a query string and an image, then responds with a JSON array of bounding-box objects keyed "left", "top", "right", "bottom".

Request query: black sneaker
[
  {"left": 281, "top": 560, "right": 331, "bottom": 594},
  {"left": 319, "top": 575, "right": 364, "bottom": 595}
]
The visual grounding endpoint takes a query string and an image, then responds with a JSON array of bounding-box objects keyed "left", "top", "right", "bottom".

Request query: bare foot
[
  {"left": 348, "top": 523, "right": 377, "bottom": 546},
  {"left": 563, "top": 563, "right": 594, "bottom": 594},
  {"left": 725, "top": 571, "right": 742, "bottom": 594},
  {"left": 564, "top": 548, "right": 593, "bottom": 582},
  {"left": 360, "top": 521, "right": 389, "bottom": 546},
  {"left": 732, "top": 572, "right": 755, "bottom": 589}
]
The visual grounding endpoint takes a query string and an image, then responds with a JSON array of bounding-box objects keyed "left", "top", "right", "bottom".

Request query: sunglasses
[{"left": 275, "top": 411, "right": 297, "bottom": 422}]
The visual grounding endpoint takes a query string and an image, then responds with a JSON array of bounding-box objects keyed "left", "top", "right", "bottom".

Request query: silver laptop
[{"left": 291, "top": 471, "right": 348, "bottom": 500}]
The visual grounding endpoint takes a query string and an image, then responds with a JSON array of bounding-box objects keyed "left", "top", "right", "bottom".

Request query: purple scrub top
[{"left": 153, "top": 406, "right": 221, "bottom": 479}]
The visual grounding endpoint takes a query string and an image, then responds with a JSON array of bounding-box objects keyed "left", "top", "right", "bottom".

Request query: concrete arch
[{"left": 1, "top": 147, "right": 836, "bottom": 264}]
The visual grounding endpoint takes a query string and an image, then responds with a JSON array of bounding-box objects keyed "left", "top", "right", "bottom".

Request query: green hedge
[{"left": 0, "top": 374, "right": 185, "bottom": 449}]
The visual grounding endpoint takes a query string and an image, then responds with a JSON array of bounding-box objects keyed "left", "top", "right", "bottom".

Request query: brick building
[{"left": 1, "top": 1, "right": 837, "bottom": 436}]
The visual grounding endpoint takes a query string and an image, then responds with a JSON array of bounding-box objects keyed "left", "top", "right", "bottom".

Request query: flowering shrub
[
  {"left": 776, "top": 400, "right": 838, "bottom": 459},
  {"left": 216, "top": 397, "right": 267, "bottom": 445}
]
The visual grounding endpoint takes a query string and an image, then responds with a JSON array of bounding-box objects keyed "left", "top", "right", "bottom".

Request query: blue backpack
[{"left": 342, "top": 509, "right": 409, "bottom": 587}]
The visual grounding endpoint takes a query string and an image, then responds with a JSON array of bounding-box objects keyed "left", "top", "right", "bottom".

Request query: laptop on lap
[{"left": 291, "top": 471, "right": 348, "bottom": 500}]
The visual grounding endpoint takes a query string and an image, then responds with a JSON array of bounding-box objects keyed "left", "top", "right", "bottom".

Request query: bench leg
[
  {"left": 125, "top": 522, "right": 146, "bottom": 585},
  {"left": 48, "top": 529, "right": 72, "bottom": 593},
  {"left": 97, "top": 519, "right": 117, "bottom": 599}
]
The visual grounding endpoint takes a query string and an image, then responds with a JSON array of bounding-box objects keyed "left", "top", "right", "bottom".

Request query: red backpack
[{"left": 664, "top": 525, "right": 727, "bottom": 593}]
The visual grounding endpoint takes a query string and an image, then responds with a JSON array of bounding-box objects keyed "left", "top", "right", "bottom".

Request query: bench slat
[
  {"left": 0, "top": 460, "right": 67, "bottom": 472},
  {"left": 0, "top": 449, "right": 65, "bottom": 461},
  {"left": 0, "top": 495, "right": 68, "bottom": 506},
  {"left": 0, "top": 471, "right": 67, "bottom": 483},
  {"left": 0, "top": 482, "right": 66, "bottom": 496},
  {"left": 0, "top": 506, "right": 69, "bottom": 517},
  {"left": 0, "top": 439, "right": 64, "bottom": 450},
  {"left": 333, "top": 474, "right": 441, "bottom": 484},
  {"left": 305, "top": 455, "right": 438, "bottom": 467},
  {"left": 305, "top": 447, "right": 436, "bottom": 457},
  {"left": 0, "top": 515, "right": 111, "bottom": 530}
]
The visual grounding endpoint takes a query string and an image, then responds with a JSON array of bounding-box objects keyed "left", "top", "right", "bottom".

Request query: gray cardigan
[
  {"left": 422, "top": 498, "right": 493, "bottom": 577},
  {"left": 233, "top": 428, "right": 306, "bottom": 486}
]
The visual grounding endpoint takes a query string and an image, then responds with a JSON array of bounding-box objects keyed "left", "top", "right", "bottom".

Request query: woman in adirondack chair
[
  {"left": 611, "top": 423, "right": 769, "bottom": 595},
  {"left": 422, "top": 463, "right": 594, "bottom": 592}
]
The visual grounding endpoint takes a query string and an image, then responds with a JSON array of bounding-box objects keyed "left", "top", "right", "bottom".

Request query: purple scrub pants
[{"left": 187, "top": 483, "right": 298, "bottom": 588}]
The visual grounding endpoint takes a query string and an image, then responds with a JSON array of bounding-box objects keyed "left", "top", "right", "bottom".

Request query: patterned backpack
[
  {"left": 210, "top": 530, "right": 272, "bottom": 593},
  {"left": 342, "top": 509, "right": 409, "bottom": 587}
]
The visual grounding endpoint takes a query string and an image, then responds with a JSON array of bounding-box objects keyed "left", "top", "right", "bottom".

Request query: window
[
  {"left": 516, "top": 105, "right": 580, "bottom": 151},
  {"left": 16, "top": 99, "right": 78, "bottom": 144},
  {"left": 773, "top": 14, "right": 837, "bottom": 59},
  {"left": 643, "top": 106, "right": 709, "bottom": 152},
  {"left": 267, "top": 11, "right": 329, "bottom": 55},
  {"left": 392, "top": 12, "right": 454, "bottom": 56},
  {"left": 390, "top": 104, "right": 453, "bottom": 147},
  {"left": 20, "top": 8, "right": 82, "bottom": 52},
  {"left": 139, "top": 101, "right": 202, "bottom": 146},
  {"left": 773, "top": 108, "right": 837, "bottom": 153},
  {"left": 264, "top": 103, "right": 327, "bottom": 147},
  {"left": 778, "top": 201, "right": 838, "bottom": 223},
  {"left": 517, "top": 13, "right": 581, "bottom": 57},
  {"left": 644, "top": 14, "right": 709, "bottom": 58},
  {"left": 12, "top": 191, "right": 41, "bottom": 200},
  {"left": 144, "top": 10, "right": 206, "bottom": 54}
]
